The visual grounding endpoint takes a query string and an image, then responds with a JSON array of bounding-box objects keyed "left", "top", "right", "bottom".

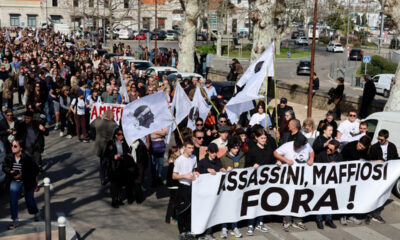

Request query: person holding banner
[
  {"left": 245, "top": 127, "right": 276, "bottom": 235},
  {"left": 220, "top": 137, "right": 246, "bottom": 238},
  {"left": 173, "top": 140, "right": 199, "bottom": 240},
  {"left": 274, "top": 134, "right": 314, "bottom": 232},
  {"left": 314, "top": 140, "right": 342, "bottom": 229}
]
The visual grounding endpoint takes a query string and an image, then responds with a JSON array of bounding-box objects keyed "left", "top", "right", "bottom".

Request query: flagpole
[
  {"left": 273, "top": 46, "right": 279, "bottom": 144},
  {"left": 200, "top": 87, "right": 220, "bottom": 115},
  {"left": 163, "top": 91, "right": 184, "bottom": 144},
  {"left": 264, "top": 66, "right": 269, "bottom": 132}
]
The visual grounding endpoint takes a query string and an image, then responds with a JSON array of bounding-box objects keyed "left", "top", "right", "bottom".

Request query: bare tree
[
  {"left": 249, "top": 0, "right": 303, "bottom": 60},
  {"left": 178, "top": 0, "right": 203, "bottom": 72},
  {"left": 383, "top": 0, "right": 400, "bottom": 111}
]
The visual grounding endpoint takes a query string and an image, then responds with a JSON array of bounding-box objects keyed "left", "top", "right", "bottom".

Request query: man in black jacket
[
  {"left": 341, "top": 135, "right": 371, "bottom": 161},
  {"left": 366, "top": 129, "right": 399, "bottom": 224},
  {"left": 272, "top": 98, "right": 295, "bottom": 127},
  {"left": 15, "top": 111, "right": 49, "bottom": 170},
  {"left": 359, "top": 75, "right": 376, "bottom": 119}
]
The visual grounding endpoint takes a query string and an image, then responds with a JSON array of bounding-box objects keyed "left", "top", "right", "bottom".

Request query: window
[
  {"left": 10, "top": 15, "right": 19, "bottom": 26},
  {"left": 232, "top": 19, "right": 237, "bottom": 33},
  {"left": 51, "top": 15, "right": 61, "bottom": 23},
  {"left": 124, "top": 0, "right": 129, "bottom": 8},
  {"left": 73, "top": 0, "right": 79, "bottom": 7},
  {"left": 158, "top": 18, "right": 166, "bottom": 30},
  {"left": 143, "top": 17, "right": 151, "bottom": 30},
  {"left": 89, "top": 0, "right": 94, "bottom": 7},
  {"left": 28, "top": 15, "right": 37, "bottom": 27},
  {"left": 237, "top": 0, "right": 241, "bottom": 4},
  {"left": 52, "top": 0, "right": 58, "bottom": 7},
  {"left": 366, "top": 119, "right": 378, "bottom": 139}
]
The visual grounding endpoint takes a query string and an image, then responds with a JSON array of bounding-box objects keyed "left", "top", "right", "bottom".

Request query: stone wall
[{"left": 208, "top": 69, "right": 386, "bottom": 115}]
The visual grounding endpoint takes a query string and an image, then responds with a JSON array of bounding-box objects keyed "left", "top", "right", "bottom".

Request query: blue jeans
[
  {"left": 316, "top": 215, "right": 332, "bottom": 221},
  {"left": 45, "top": 100, "right": 54, "bottom": 123},
  {"left": 248, "top": 216, "right": 263, "bottom": 226},
  {"left": 10, "top": 180, "right": 38, "bottom": 220},
  {"left": 221, "top": 222, "right": 238, "bottom": 229},
  {"left": 151, "top": 154, "right": 164, "bottom": 178}
]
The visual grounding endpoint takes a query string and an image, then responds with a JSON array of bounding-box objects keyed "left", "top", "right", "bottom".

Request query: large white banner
[
  {"left": 192, "top": 160, "right": 400, "bottom": 234},
  {"left": 121, "top": 91, "right": 174, "bottom": 146}
]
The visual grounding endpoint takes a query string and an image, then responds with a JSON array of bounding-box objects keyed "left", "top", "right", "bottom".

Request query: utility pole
[
  {"left": 307, "top": 0, "right": 318, "bottom": 118},
  {"left": 346, "top": 0, "right": 351, "bottom": 53},
  {"left": 379, "top": 11, "right": 384, "bottom": 54},
  {"left": 154, "top": 0, "right": 158, "bottom": 66}
]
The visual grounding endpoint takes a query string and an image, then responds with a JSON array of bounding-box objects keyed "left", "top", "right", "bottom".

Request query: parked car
[
  {"left": 197, "top": 33, "right": 207, "bottom": 41},
  {"left": 136, "top": 32, "right": 147, "bottom": 40},
  {"left": 167, "top": 29, "right": 181, "bottom": 35},
  {"left": 296, "top": 60, "right": 311, "bottom": 75},
  {"left": 145, "top": 66, "right": 178, "bottom": 79},
  {"left": 166, "top": 32, "right": 178, "bottom": 40},
  {"left": 151, "top": 31, "right": 166, "bottom": 40},
  {"left": 326, "top": 43, "right": 344, "bottom": 52},
  {"left": 124, "top": 59, "right": 153, "bottom": 70},
  {"left": 212, "top": 81, "right": 236, "bottom": 102},
  {"left": 372, "top": 74, "right": 395, "bottom": 98},
  {"left": 363, "top": 111, "right": 400, "bottom": 198},
  {"left": 349, "top": 48, "right": 363, "bottom": 61},
  {"left": 291, "top": 30, "right": 306, "bottom": 39},
  {"left": 118, "top": 29, "right": 135, "bottom": 40},
  {"left": 295, "top": 37, "right": 309, "bottom": 45}
]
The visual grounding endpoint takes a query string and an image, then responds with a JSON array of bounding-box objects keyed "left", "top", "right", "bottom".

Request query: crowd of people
[{"left": 0, "top": 27, "right": 392, "bottom": 240}]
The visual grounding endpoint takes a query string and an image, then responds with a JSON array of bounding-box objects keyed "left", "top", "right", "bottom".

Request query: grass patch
[{"left": 276, "top": 48, "right": 310, "bottom": 59}]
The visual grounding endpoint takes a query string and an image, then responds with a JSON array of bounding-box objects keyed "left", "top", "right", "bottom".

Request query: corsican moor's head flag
[
  {"left": 171, "top": 82, "right": 193, "bottom": 126},
  {"left": 226, "top": 43, "right": 275, "bottom": 124},
  {"left": 122, "top": 91, "right": 174, "bottom": 146},
  {"left": 188, "top": 87, "right": 211, "bottom": 130},
  {"left": 236, "top": 42, "right": 275, "bottom": 88}
]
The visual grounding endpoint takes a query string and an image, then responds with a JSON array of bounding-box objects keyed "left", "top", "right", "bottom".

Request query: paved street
[{"left": 1, "top": 102, "right": 400, "bottom": 240}]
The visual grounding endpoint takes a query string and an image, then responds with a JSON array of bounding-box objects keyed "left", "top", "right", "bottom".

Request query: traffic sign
[{"left": 363, "top": 56, "right": 371, "bottom": 63}]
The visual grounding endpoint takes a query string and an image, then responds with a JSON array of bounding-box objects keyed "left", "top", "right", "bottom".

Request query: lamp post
[{"left": 307, "top": 0, "right": 318, "bottom": 117}]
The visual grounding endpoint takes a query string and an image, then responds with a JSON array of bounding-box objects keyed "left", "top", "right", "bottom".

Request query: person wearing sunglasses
[
  {"left": 2, "top": 139, "right": 40, "bottom": 229},
  {"left": 218, "top": 115, "right": 228, "bottom": 127},
  {"left": 195, "top": 118, "right": 204, "bottom": 132},
  {"left": 366, "top": 129, "right": 399, "bottom": 225},
  {"left": 336, "top": 109, "right": 360, "bottom": 141},
  {"left": 192, "top": 129, "right": 205, "bottom": 162},
  {"left": 0, "top": 109, "right": 16, "bottom": 153},
  {"left": 314, "top": 139, "right": 342, "bottom": 229}
]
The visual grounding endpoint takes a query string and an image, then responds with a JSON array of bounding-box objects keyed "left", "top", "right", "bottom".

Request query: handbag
[
  {"left": 151, "top": 140, "right": 166, "bottom": 153},
  {"left": 333, "top": 98, "right": 340, "bottom": 105}
]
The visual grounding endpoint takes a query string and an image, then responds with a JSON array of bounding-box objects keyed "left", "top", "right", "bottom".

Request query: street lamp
[{"left": 307, "top": 0, "right": 318, "bottom": 118}]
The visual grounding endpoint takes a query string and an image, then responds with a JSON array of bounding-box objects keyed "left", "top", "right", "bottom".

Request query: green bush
[
  {"left": 360, "top": 55, "right": 397, "bottom": 76},
  {"left": 319, "top": 36, "right": 330, "bottom": 45},
  {"left": 196, "top": 45, "right": 216, "bottom": 54},
  {"left": 353, "top": 42, "right": 361, "bottom": 48}
]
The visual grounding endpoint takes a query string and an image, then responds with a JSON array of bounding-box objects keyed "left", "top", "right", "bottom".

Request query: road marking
[
  {"left": 391, "top": 223, "right": 400, "bottom": 230},
  {"left": 291, "top": 231, "right": 330, "bottom": 240},
  {"left": 343, "top": 226, "right": 392, "bottom": 240}
]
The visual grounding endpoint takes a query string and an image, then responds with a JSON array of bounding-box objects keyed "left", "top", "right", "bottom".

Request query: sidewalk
[{"left": 0, "top": 219, "right": 77, "bottom": 240}]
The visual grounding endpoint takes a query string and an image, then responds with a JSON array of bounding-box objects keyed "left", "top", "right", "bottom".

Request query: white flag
[
  {"left": 5, "top": 29, "right": 11, "bottom": 43},
  {"left": 119, "top": 69, "right": 130, "bottom": 103},
  {"left": 16, "top": 30, "right": 22, "bottom": 40},
  {"left": 226, "top": 43, "right": 274, "bottom": 124},
  {"left": 188, "top": 87, "right": 211, "bottom": 130},
  {"left": 171, "top": 82, "right": 192, "bottom": 126},
  {"left": 121, "top": 91, "right": 174, "bottom": 146},
  {"left": 236, "top": 42, "right": 274, "bottom": 87}
]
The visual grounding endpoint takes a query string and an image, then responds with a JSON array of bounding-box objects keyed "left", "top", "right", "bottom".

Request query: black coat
[
  {"left": 341, "top": 141, "right": 368, "bottom": 161},
  {"left": 15, "top": 120, "right": 49, "bottom": 153},
  {"left": 0, "top": 117, "right": 16, "bottom": 152},
  {"left": 197, "top": 155, "right": 222, "bottom": 174},
  {"left": 368, "top": 142, "right": 399, "bottom": 161},
  {"left": 317, "top": 119, "right": 338, "bottom": 138},
  {"left": 272, "top": 105, "right": 295, "bottom": 127},
  {"left": 312, "top": 135, "right": 331, "bottom": 155},
  {"left": 362, "top": 81, "right": 376, "bottom": 103},
  {"left": 2, "top": 152, "right": 39, "bottom": 191},
  {"left": 103, "top": 139, "right": 134, "bottom": 182}
]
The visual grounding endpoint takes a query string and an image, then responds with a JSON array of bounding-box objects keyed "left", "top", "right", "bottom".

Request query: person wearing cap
[
  {"left": 197, "top": 142, "right": 226, "bottom": 239},
  {"left": 272, "top": 97, "right": 295, "bottom": 128},
  {"left": 359, "top": 74, "right": 376, "bottom": 119},
  {"left": 274, "top": 133, "right": 314, "bottom": 232},
  {"left": 211, "top": 125, "right": 229, "bottom": 149}
]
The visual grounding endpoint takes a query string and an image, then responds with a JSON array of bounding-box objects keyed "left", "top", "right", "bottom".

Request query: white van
[
  {"left": 372, "top": 74, "right": 395, "bottom": 98},
  {"left": 364, "top": 111, "right": 400, "bottom": 198}
]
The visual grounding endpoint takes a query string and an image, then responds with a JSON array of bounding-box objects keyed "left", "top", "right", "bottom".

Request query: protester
[
  {"left": 317, "top": 111, "right": 338, "bottom": 138},
  {"left": 311, "top": 72, "right": 319, "bottom": 96},
  {"left": 150, "top": 128, "right": 168, "bottom": 187},
  {"left": 366, "top": 129, "right": 399, "bottom": 224},
  {"left": 0, "top": 109, "right": 16, "bottom": 153},
  {"left": 330, "top": 77, "right": 345, "bottom": 120},
  {"left": 192, "top": 129, "right": 205, "bottom": 161},
  {"left": 227, "top": 58, "right": 243, "bottom": 82},
  {"left": 249, "top": 101, "right": 272, "bottom": 128},
  {"left": 301, "top": 118, "right": 319, "bottom": 143},
  {"left": 173, "top": 141, "right": 199, "bottom": 240},
  {"left": 274, "top": 134, "right": 314, "bottom": 232},
  {"left": 336, "top": 109, "right": 360, "bottom": 142},
  {"left": 165, "top": 146, "right": 180, "bottom": 224},
  {"left": 312, "top": 123, "right": 333, "bottom": 155},
  {"left": 211, "top": 125, "right": 229, "bottom": 149},
  {"left": 359, "top": 74, "right": 376, "bottom": 119},
  {"left": 2, "top": 139, "right": 40, "bottom": 229},
  {"left": 59, "top": 86, "right": 73, "bottom": 138},
  {"left": 203, "top": 79, "right": 217, "bottom": 100},
  {"left": 272, "top": 98, "right": 295, "bottom": 127},
  {"left": 70, "top": 90, "right": 89, "bottom": 142}
]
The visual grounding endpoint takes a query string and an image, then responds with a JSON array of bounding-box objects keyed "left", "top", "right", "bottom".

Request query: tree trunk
[
  {"left": 178, "top": 0, "right": 199, "bottom": 72},
  {"left": 109, "top": 1, "right": 114, "bottom": 53},
  {"left": 275, "top": 37, "right": 281, "bottom": 55},
  {"left": 383, "top": 0, "right": 400, "bottom": 111},
  {"left": 216, "top": 33, "right": 222, "bottom": 56},
  {"left": 250, "top": 0, "right": 276, "bottom": 61}
]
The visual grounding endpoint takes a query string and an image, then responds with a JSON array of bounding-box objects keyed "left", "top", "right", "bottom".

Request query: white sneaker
[
  {"left": 66, "top": 135, "right": 72, "bottom": 139},
  {"left": 246, "top": 225, "right": 254, "bottom": 236},
  {"left": 220, "top": 227, "right": 228, "bottom": 238},
  {"left": 256, "top": 222, "right": 270, "bottom": 232},
  {"left": 348, "top": 216, "right": 362, "bottom": 225},
  {"left": 340, "top": 216, "right": 347, "bottom": 225},
  {"left": 231, "top": 227, "right": 242, "bottom": 238},
  {"left": 59, "top": 132, "right": 64, "bottom": 137}
]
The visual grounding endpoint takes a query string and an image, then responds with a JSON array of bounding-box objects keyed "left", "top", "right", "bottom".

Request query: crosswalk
[{"left": 216, "top": 222, "right": 400, "bottom": 240}]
